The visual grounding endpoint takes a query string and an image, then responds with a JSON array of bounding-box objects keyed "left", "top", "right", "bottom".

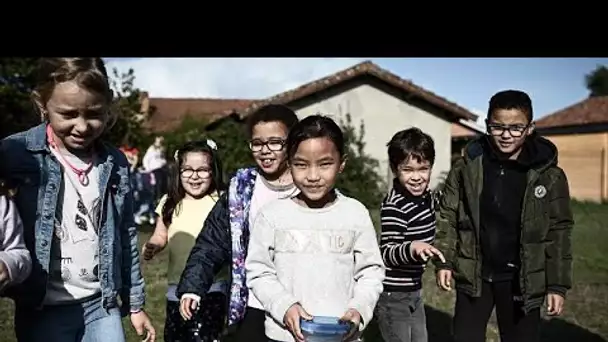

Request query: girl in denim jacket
[{"left": 1, "top": 58, "right": 155, "bottom": 342}]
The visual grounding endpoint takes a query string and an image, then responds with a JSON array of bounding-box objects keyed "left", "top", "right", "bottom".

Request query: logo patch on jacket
[{"left": 534, "top": 185, "right": 547, "bottom": 198}]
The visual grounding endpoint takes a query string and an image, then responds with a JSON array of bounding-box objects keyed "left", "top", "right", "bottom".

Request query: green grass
[
  {"left": 364, "top": 200, "right": 608, "bottom": 342},
  {"left": 0, "top": 201, "right": 607, "bottom": 341}
]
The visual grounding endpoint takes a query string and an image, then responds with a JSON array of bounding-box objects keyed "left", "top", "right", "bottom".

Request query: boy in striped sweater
[{"left": 375, "top": 128, "right": 445, "bottom": 342}]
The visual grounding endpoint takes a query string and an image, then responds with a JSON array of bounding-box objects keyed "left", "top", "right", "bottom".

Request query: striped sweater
[{"left": 379, "top": 180, "right": 437, "bottom": 292}]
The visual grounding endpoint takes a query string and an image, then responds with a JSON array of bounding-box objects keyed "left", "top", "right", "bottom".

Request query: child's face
[
  {"left": 250, "top": 121, "right": 289, "bottom": 177},
  {"left": 43, "top": 81, "right": 110, "bottom": 152},
  {"left": 290, "top": 137, "right": 345, "bottom": 203},
  {"left": 487, "top": 108, "right": 533, "bottom": 157},
  {"left": 395, "top": 157, "right": 432, "bottom": 196},
  {"left": 180, "top": 151, "right": 213, "bottom": 199}
]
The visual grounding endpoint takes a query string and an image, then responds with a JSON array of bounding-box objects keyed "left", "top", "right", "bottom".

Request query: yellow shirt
[{"left": 155, "top": 193, "right": 229, "bottom": 285}]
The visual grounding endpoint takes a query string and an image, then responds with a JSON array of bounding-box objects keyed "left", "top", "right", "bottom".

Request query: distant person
[
  {"left": 142, "top": 140, "right": 229, "bottom": 342},
  {"left": 375, "top": 128, "right": 445, "bottom": 342},
  {"left": 435, "top": 90, "right": 574, "bottom": 342},
  {"left": 143, "top": 136, "right": 167, "bottom": 172},
  {"left": 245, "top": 115, "right": 385, "bottom": 342},
  {"left": 177, "top": 104, "right": 300, "bottom": 342},
  {"left": 120, "top": 144, "right": 140, "bottom": 172},
  {"left": 143, "top": 136, "right": 169, "bottom": 203},
  {"left": 1, "top": 57, "right": 155, "bottom": 342}
]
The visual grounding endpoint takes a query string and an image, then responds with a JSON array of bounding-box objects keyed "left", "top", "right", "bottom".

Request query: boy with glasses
[{"left": 435, "top": 90, "right": 574, "bottom": 342}]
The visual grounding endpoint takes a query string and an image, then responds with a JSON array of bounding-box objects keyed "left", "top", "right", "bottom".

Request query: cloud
[{"left": 104, "top": 58, "right": 366, "bottom": 99}]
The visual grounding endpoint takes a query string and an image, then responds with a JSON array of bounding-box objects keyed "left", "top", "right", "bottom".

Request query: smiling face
[
  {"left": 41, "top": 80, "right": 110, "bottom": 152},
  {"left": 290, "top": 137, "right": 345, "bottom": 205},
  {"left": 486, "top": 108, "right": 533, "bottom": 158},
  {"left": 395, "top": 156, "right": 432, "bottom": 197},
  {"left": 180, "top": 151, "right": 213, "bottom": 199},
  {"left": 250, "top": 121, "right": 289, "bottom": 177}
]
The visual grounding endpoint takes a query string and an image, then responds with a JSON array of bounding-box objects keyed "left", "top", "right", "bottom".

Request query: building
[
  {"left": 451, "top": 118, "right": 485, "bottom": 163},
  {"left": 535, "top": 96, "right": 608, "bottom": 202},
  {"left": 142, "top": 61, "right": 479, "bottom": 188}
]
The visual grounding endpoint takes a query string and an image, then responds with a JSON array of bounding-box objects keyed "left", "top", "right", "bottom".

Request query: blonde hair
[{"left": 32, "top": 57, "right": 117, "bottom": 129}]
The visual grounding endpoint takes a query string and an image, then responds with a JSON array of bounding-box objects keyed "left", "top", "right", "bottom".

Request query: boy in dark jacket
[{"left": 435, "top": 90, "right": 574, "bottom": 342}]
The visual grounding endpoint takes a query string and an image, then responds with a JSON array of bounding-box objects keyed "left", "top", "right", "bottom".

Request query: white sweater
[{"left": 245, "top": 194, "right": 385, "bottom": 342}]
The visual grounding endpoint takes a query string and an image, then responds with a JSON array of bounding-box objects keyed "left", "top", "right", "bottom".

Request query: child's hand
[
  {"left": 410, "top": 241, "right": 445, "bottom": 263},
  {"left": 142, "top": 235, "right": 166, "bottom": 261},
  {"left": 546, "top": 293, "right": 565, "bottom": 316},
  {"left": 179, "top": 296, "right": 199, "bottom": 321},
  {"left": 0, "top": 261, "right": 9, "bottom": 289},
  {"left": 130, "top": 310, "right": 156, "bottom": 342},
  {"left": 436, "top": 269, "right": 453, "bottom": 291},
  {"left": 283, "top": 303, "right": 313, "bottom": 342},
  {"left": 340, "top": 308, "right": 361, "bottom": 341}
]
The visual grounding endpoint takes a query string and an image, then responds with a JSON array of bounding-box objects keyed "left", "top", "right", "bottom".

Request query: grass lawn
[{"left": 0, "top": 201, "right": 606, "bottom": 341}]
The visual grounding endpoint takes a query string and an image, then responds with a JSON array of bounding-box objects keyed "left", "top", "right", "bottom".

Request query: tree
[
  {"left": 104, "top": 67, "right": 152, "bottom": 149},
  {"left": 163, "top": 114, "right": 253, "bottom": 179},
  {"left": 585, "top": 65, "right": 608, "bottom": 97},
  {"left": 0, "top": 58, "right": 40, "bottom": 138},
  {"left": 336, "top": 113, "right": 386, "bottom": 209}
]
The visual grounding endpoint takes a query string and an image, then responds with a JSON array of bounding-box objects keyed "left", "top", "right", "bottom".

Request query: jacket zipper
[
  {"left": 518, "top": 171, "right": 539, "bottom": 311},
  {"left": 487, "top": 164, "right": 505, "bottom": 284}
]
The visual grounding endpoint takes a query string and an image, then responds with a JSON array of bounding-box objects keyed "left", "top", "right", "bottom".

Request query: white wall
[{"left": 295, "top": 83, "right": 452, "bottom": 189}]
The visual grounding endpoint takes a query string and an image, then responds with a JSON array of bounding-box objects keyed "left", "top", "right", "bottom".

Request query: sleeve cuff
[
  {"left": 270, "top": 294, "right": 299, "bottom": 324},
  {"left": 181, "top": 293, "right": 202, "bottom": 303},
  {"left": 346, "top": 301, "right": 372, "bottom": 330},
  {"left": 547, "top": 285, "right": 568, "bottom": 298}
]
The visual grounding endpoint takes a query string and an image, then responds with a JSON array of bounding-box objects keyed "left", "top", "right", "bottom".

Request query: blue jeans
[
  {"left": 375, "top": 290, "right": 428, "bottom": 342},
  {"left": 14, "top": 295, "right": 126, "bottom": 342}
]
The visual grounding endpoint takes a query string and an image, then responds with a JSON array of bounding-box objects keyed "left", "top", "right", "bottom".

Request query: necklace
[{"left": 46, "top": 125, "right": 94, "bottom": 186}]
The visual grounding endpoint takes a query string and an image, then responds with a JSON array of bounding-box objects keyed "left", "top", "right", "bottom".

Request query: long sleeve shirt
[
  {"left": 0, "top": 195, "right": 31, "bottom": 292},
  {"left": 245, "top": 194, "right": 385, "bottom": 342},
  {"left": 379, "top": 181, "right": 436, "bottom": 292}
]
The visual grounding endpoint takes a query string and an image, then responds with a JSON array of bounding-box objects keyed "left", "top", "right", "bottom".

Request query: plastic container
[{"left": 300, "top": 316, "right": 351, "bottom": 342}]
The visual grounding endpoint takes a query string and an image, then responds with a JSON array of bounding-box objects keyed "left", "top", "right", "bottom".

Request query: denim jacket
[{"left": 0, "top": 123, "right": 145, "bottom": 313}]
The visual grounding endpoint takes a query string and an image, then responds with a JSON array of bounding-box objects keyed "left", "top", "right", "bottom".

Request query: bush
[
  {"left": 162, "top": 114, "right": 253, "bottom": 179},
  {"left": 335, "top": 113, "right": 386, "bottom": 209}
]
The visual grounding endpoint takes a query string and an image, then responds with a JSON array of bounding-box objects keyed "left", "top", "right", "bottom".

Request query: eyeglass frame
[
  {"left": 180, "top": 168, "right": 212, "bottom": 179},
  {"left": 486, "top": 122, "right": 533, "bottom": 138},
  {"left": 248, "top": 138, "right": 286, "bottom": 152}
]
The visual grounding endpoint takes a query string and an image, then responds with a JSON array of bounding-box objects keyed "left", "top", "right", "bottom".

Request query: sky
[{"left": 105, "top": 58, "right": 608, "bottom": 127}]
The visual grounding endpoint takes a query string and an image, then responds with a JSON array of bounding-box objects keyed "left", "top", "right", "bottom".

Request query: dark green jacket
[{"left": 435, "top": 134, "right": 574, "bottom": 312}]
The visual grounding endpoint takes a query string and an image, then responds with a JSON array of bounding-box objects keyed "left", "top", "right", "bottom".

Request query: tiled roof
[
  {"left": 452, "top": 119, "right": 485, "bottom": 138},
  {"left": 144, "top": 97, "right": 256, "bottom": 132},
  {"left": 236, "top": 60, "right": 477, "bottom": 122},
  {"left": 535, "top": 96, "right": 608, "bottom": 129},
  {"left": 142, "top": 60, "right": 478, "bottom": 133}
]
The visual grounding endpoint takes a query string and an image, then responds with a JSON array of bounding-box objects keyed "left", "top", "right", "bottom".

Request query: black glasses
[
  {"left": 180, "top": 168, "right": 212, "bottom": 179},
  {"left": 487, "top": 123, "right": 530, "bottom": 138},
  {"left": 249, "top": 138, "right": 285, "bottom": 152}
]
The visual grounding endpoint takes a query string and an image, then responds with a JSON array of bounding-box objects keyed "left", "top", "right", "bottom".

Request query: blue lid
[{"left": 300, "top": 316, "right": 351, "bottom": 336}]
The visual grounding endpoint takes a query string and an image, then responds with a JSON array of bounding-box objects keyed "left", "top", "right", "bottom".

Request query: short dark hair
[
  {"left": 387, "top": 127, "right": 435, "bottom": 170},
  {"left": 487, "top": 90, "right": 533, "bottom": 122},
  {"left": 245, "top": 104, "right": 299, "bottom": 137},
  {"left": 286, "top": 114, "right": 345, "bottom": 159}
]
